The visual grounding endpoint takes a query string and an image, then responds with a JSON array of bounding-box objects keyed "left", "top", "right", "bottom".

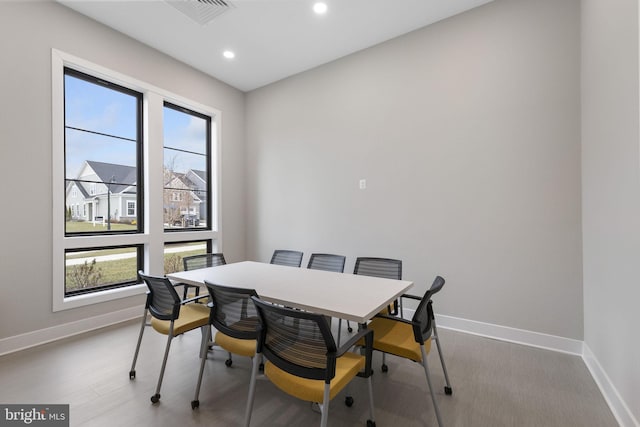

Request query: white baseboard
[
  {"left": 0, "top": 306, "right": 141, "bottom": 356},
  {"left": 426, "top": 312, "right": 636, "bottom": 427},
  {"left": 583, "top": 344, "right": 640, "bottom": 427},
  {"left": 433, "top": 313, "right": 584, "bottom": 355}
]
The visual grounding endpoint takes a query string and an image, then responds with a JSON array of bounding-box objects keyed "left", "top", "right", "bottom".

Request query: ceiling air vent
[{"left": 165, "top": 0, "right": 235, "bottom": 26}]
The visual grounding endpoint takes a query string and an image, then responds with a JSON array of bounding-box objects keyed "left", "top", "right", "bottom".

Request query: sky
[{"left": 64, "top": 73, "right": 208, "bottom": 180}]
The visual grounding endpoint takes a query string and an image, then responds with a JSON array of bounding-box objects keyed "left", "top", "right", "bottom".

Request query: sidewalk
[{"left": 66, "top": 243, "right": 207, "bottom": 266}]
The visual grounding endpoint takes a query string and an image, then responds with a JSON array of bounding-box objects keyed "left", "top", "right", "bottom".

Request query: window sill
[{"left": 53, "top": 283, "right": 146, "bottom": 312}]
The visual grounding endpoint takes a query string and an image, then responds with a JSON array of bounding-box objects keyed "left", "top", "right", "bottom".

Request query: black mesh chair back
[
  {"left": 353, "top": 257, "right": 402, "bottom": 280},
  {"left": 354, "top": 257, "right": 402, "bottom": 315},
  {"left": 412, "top": 275, "right": 445, "bottom": 344},
  {"left": 307, "top": 253, "right": 346, "bottom": 273},
  {"left": 183, "top": 253, "right": 226, "bottom": 271},
  {"left": 204, "top": 281, "right": 260, "bottom": 340},
  {"left": 252, "top": 295, "right": 336, "bottom": 379},
  {"left": 270, "top": 250, "right": 304, "bottom": 267},
  {"left": 140, "top": 272, "right": 182, "bottom": 321}
]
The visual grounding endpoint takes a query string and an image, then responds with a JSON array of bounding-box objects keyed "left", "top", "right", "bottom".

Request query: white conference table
[{"left": 167, "top": 261, "right": 413, "bottom": 324}]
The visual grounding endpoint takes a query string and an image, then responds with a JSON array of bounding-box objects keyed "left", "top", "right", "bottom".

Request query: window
[
  {"left": 64, "top": 68, "right": 142, "bottom": 235},
  {"left": 62, "top": 68, "right": 143, "bottom": 297},
  {"left": 163, "top": 103, "right": 210, "bottom": 230},
  {"left": 127, "top": 201, "right": 136, "bottom": 216},
  {"left": 65, "top": 246, "right": 142, "bottom": 296},
  {"left": 52, "top": 50, "right": 220, "bottom": 311}
]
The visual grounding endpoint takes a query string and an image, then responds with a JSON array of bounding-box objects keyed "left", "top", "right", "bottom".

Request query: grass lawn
[
  {"left": 65, "top": 247, "right": 206, "bottom": 293},
  {"left": 66, "top": 221, "right": 136, "bottom": 233}
]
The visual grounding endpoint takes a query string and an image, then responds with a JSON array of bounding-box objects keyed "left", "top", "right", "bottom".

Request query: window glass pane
[
  {"left": 163, "top": 241, "right": 208, "bottom": 275},
  {"left": 163, "top": 103, "right": 209, "bottom": 230},
  {"left": 65, "top": 246, "right": 140, "bottom": 296},
  {"left": 64, "top": 69, "right": 141, "bottom": 235}
]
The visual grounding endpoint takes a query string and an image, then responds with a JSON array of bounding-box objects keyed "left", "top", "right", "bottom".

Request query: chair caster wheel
[
  {"left": 345, "top": 396, "right": 354, "bottom": 407},
  {"left": 191, "top": 400, "right": 199, "bottom": 410},
  {"left": 225, "top": 359, "right": 232, "bottom": 367},
  {"left": 151, "top": 394, "right": 160, "bottom": 404},
  {"left": 129, "top": 370, "right": 136, "bottom": 380},
  {"left": 381, "top": 364, "right": 388, "bottom": 373},
  {"left": 445, "top": 386, "right": 453, "bottom": 395},
  {"left": 367, "top": 420, "right": 376, "bottom": 427}
]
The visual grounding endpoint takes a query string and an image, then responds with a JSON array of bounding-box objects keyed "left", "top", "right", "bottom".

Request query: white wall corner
[
  {"left": 583, "top": 344, "right": 640, "bottom": 427},
  {"left": 0, "top": 306, "right": 141, "bottom": 356}
]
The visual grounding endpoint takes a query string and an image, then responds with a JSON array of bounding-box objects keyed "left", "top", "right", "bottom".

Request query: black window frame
[
  {"left": 63, "top": 67, "right": 144, "bottom": 237},
  {"left": 163, "top": 101, "right": 212, "bottom": 232},
  {"left": 64, "top": 245, "right": 144, "bottom": 297}
]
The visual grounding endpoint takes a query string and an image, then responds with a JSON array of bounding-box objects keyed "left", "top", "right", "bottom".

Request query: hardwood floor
[{"left": 0, "top": 320, "right": 618, "bottom": 426}]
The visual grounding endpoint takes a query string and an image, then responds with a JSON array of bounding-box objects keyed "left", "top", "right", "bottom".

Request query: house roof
[
  {"left": 67, "top": 180, "right": 91, "bottom": 199},
  {"left": 86, "top": 160, "right": 137, "bottom": 194},
  {"left": 191, "top": 170, "right": 206, "bottom": 183}
]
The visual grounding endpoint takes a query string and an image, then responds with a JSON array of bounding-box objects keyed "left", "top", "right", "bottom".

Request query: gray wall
[
  {"left": 582, "top": 0, "right": 640, "bottom": 422},
  {"left": 0, "top": 1, "right": 246, "bottom": 338},
  {"left": 245, "top": 0, "right": 583, "bottom": 339}
]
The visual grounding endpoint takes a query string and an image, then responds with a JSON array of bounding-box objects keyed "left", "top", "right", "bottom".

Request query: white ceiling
[{"left": 57, "top": 0, "right": 494, "bottom": 92}]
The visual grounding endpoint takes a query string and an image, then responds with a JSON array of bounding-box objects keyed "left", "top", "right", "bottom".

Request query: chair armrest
[
  {"left": 180, "top": 294, "right": 209, "bottom": 305},
  {"left": 173, "top": 281, "right": 200, "bottom": 301},
  {"left": 400, "top": 293, "right": 421, "bottom": 301},
  {"left": 396, "top": 293, "right": 421, "bottom": 320},
  {"left": 336, "top": 327, "right": 373, "bottom": 357},
  {"left": 373, "top": 313, "right": 414, "bottom": 326}
]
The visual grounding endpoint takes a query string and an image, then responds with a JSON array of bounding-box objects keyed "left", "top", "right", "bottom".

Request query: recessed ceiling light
[
  {"left": 313, "top": 2, "right": 327, "bottom": 15},
  {"left": 223, "top": 50, "right": 235, "bottom": 59}
]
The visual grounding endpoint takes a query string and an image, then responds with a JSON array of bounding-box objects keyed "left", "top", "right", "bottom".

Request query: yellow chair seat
[
  {"left": 264, "top": 352, "right": 365, "bottom": 403},
  {"left": 215, "top": 331, "right": 256, "bottom": 358},
  {"left": 151, "top": 303, "right": 210, "bottom": 336},
  {"left": 365, "top": 317, "right": 431, "bottom": 362}
]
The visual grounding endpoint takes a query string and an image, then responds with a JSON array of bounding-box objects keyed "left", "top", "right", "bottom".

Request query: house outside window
[{"left": 127, "top": 200, "right": 136, "bottom": 216}]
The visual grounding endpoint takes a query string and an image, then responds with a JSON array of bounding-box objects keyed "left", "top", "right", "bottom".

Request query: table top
[{"left": 167, "top": 261, "right": 413, "bottom": 324}]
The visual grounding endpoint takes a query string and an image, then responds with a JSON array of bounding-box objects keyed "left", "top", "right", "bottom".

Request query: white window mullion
[{"left": 145, "top": 92, "right": 166, "bottom": 276}]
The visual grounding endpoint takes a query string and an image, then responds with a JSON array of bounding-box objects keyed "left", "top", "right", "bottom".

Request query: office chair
[
  {"left": 270, "top": 249, "right": 304, "bottom": 267},
  {"left": 191, "top": 282, "right": 260, "bottom": 409},
  {"left": 341, "top": 257, "right": 403, "bottom": 337},
  {"left": 174, "top": 253, "right": 226, "bottom": 301},
  {"left": 245, "top": 296, "right": 376, "bottom": 427},
  {"left": 130, "top": 271, "right": 210, "bottom": 404},
  {"left": 307, "top": 253, "right": 346, "bottom": 273},
  {"left": 183, "top": 252, "right": 226, "bottom": 270},
  {"left": 307, "top": 253, "right": 347, "bottom": 343},
  {"left": 361, "top": 276, "right": 452, "bottom": 427}
]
